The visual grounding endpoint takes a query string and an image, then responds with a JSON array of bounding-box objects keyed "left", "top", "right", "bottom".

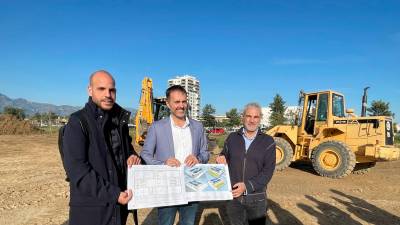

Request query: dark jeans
[
  {"left": 226, "top": 193, "right": 267, "bottom": 225},
  {"left": 157, "top": 202, "right": 198, "bottom": 225}
]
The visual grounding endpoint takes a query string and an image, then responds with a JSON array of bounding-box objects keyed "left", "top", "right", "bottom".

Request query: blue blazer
[{"left": 141, "top": 117, "right": 209, "bottom": 165}]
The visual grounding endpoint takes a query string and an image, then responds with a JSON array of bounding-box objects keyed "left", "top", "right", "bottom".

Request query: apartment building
[{"left": 168, "top": 75, "right": 201, "bottom": 120}]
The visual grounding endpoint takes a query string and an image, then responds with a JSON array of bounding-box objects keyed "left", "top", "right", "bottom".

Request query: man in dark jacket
[
  {"left": 217, "top": 102, "right": 276, "bottom": 225},
  {"left": 63, "top": 70, "right": 141, "bottom": 225}
]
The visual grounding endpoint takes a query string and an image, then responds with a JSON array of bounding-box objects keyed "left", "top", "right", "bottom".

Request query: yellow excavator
[
  {"left": 134, "top": 77, "right": 168, "bottom": 145},
  {"left": 134, "top": 77, "right": 153, "bottom": 145}
]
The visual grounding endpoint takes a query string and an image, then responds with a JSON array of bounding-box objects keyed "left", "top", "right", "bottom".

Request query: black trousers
[
  {"left": 69, "top": 204, "right": 128, "bottom": 225},
  {"left": 226, "top": 194, "right": 267, "bottom": 225}
]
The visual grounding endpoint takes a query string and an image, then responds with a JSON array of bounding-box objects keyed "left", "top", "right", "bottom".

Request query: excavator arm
[{"left": 135, "top": 77, "right": 154, "bottom": 146}]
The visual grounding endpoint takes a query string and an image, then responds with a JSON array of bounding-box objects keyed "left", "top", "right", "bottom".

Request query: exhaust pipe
[{"left": 361, "top": 87, "right": 370, "bottom": 117}]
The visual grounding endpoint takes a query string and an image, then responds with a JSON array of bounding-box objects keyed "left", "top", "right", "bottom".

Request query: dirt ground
[{"left": 0, "top": 134, "right": 399, "bottom": 225}]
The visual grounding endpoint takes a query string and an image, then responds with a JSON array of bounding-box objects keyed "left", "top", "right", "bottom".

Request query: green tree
[
  {"left": 40, "top": 111, "right": 59, "bottom": 126},
  {"left": 45, "top": 111, "right": 58, "bottom": 121},
  {"left": 395, "top": 133, "right": 400, "bottom": 146},
  {"left": 31, "top": 112, "right": 42, "bottom": 120},
  {"left": 226, "top": 108, "right": 241, "bottom": 127},
  {"left": 216, "top": 119, "right": 229, "bottom": 127},
  {"left": 367, "top": 100, "right": 394, "bottom": 117},
  {"left": 2, "top": 106, "right": 26, "bottom": 119},
  {"left": 202, "top": 104, "right": 216, "bottom": 127},
  {"left": 269, "top": 94, "right": 287, "bottom": 127}
]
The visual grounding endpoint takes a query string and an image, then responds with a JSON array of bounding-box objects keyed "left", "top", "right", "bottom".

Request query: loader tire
[
  {"left": 352, "top": 162, "right": 376, "bottom": 175},
  {"left": 274, "top": 137, "right": 294, "bottom": 171},
  {"left": 311, "top": 141, "right": 356, "bottom": 178}
]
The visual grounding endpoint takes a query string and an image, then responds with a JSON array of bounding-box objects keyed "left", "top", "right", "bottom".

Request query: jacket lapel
[
  {"left": 165, "top": 117, "right": 175, "bottom": 157},
  {"left": 83, "top": 107, "right": 109, "bottom": 167},
  {"left": 189, "top": 119, "right": 196, "bottom": 154},
  {"left": 237, "top": 130, "right": 246, "bottom": 155},
  {"left": 246, "top": 130, "right": 263, "bottom": 154}
]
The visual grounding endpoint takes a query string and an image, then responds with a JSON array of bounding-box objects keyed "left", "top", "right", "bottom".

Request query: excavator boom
[{"left": 135, "top": 77, "right": 154, "bottom": 145}]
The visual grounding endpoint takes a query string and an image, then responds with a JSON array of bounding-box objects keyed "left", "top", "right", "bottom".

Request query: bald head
[
  {"left": 88, "top": 70, "right": 117, "bottom": 110},
  {"left": 89, "top": 70, "right": 115, "bottom": 86}
]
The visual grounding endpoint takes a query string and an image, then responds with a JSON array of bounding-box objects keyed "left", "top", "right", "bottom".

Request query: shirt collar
[
  {"left": 170, "top": 115, "right": 190, "bottom": 128},
  {"left": 241, "top": 128, "right": 258, "bottom": 140}
]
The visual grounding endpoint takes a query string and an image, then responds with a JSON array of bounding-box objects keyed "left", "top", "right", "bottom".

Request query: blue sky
[{"left": 1, "top": 0, "right": 399, "bottom": 122}]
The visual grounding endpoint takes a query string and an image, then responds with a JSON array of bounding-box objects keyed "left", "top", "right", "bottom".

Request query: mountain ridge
[{"left": 0, "top": 93, "right": 136, "bottom": 117}]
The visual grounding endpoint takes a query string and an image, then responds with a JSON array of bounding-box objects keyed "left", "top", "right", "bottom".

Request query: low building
[
  {"left": 260, "top": 106, "right": 300, "bottom": 128},
  {"left": 214, "top": 115, "right": 228, "bottom": 123}
]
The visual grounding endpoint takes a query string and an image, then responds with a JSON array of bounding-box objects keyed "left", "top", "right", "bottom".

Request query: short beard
[{"left": 244, "top": 125, "right": 258, "bottom": 133}]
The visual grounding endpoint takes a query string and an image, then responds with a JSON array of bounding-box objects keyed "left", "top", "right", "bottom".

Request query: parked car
[{"left": 208, "top": 128, "right": 225, "bottom": 134}]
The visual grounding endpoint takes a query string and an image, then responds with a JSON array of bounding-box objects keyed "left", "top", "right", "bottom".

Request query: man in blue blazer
[{"left": 141, "top": 85, "right": 209, "bottom": 225}]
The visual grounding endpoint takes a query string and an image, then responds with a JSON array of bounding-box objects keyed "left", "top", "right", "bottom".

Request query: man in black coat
[
  {"left": 217, "top": 102, "right": 276, "bottom": 225},
  {"left": 63, "top": 70, "right": 141, "bottom": 225}
]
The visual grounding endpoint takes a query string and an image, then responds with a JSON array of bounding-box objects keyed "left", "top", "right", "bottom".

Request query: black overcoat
[{"left": 63, "top": 98, "right": 135, "bottom": 225}]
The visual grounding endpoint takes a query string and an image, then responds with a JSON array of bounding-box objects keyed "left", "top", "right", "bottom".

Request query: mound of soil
[{"left": 0, "top": 115, "right": 41, "bottom": 135}]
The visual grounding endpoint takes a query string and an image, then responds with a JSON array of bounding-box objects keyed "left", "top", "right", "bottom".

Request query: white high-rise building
[{"left": 168, "top": 75, "right": 201, "bottom": 120}]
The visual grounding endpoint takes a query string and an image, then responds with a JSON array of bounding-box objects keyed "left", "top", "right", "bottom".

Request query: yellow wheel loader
[{"left": 267, "top": 90, "right": 399, "bottom": 178}]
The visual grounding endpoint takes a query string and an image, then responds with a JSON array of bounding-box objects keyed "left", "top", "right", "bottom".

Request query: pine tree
[
  {"left": 202, "top": 104, "right": 216, "bottom": 127},
  {"left": 226, "top": 108, "right": 241, "bottom": 127},
  {"left": 269, "top": 94, "right": 287, "bottom": 127},
  {"left": 367, "top": 100, "right": 394, "bottom": 117}
]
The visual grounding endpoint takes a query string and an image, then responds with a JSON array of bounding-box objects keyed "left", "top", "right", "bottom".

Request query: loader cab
[
  {"left": 304, "top": 94, "right": 317, "bottom": 134},
  {"left": 300, "top": 91, "right": 345, "bottom": 135},
  {"left": 332, "top": 94, "right": 345, "bottom": 118},
  {"left": 154, "top": 97, "right": 169, "bottom": 121}
]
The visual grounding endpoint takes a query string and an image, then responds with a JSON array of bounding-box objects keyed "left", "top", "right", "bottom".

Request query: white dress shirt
[{"left": 170, "top": 116, "right": 192, "bottom": 163}]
